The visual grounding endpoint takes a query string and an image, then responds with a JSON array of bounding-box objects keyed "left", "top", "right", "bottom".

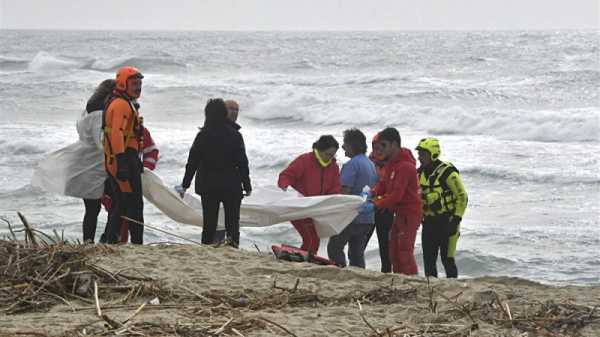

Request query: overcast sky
[{"left": 1, "top": 0, "right": 598, "bottom": 31}]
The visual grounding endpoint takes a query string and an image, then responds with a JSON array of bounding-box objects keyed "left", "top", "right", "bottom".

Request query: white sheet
[
  {"left": 32, "top": 120, "right": 361, "bottom": 238},
  {"left": 142, "top": 169, "right": 361, "bottom": 238}
]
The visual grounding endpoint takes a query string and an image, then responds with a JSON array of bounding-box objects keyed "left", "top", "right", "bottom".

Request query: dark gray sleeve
[
  {"left": 182, "top": 132, "right": 203, "bottom": 189},
  {"left": 237, "top": 132, "right": 251, "bottom": 192}
]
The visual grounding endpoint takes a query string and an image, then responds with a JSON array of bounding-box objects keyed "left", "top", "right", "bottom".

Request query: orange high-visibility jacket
[{"left": 103, "top": 96, "right": 141, "bottom": 192}]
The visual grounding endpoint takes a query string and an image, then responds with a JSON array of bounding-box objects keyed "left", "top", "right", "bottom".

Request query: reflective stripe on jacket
[{"left": 141, "top": 127, "right": 159, "bottom": 170}]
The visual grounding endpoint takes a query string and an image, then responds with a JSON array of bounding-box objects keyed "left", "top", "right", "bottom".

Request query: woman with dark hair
[
  {"left": 178, "top": 98, "right": 252, "bottom": 248},
  {"left": 81, "top": 79, "right": 116, "bottom": 243},
  {"left": 278, "top": 135, "right": 342, "bottom": 253}
]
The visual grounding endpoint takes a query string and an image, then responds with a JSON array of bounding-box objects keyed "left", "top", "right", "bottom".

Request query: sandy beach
[{"left": 1, "top": 241, "right": 599, "bottom": 337}]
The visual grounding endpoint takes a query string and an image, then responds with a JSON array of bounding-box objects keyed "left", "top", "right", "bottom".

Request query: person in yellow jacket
[
  {"left": 102, "top": 66, "right": 145, "bottom": 244},
  {"left": 416, "top": 138, "right": 468, "bottom": 278}
]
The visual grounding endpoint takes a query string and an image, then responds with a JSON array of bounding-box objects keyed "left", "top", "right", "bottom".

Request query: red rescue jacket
[
  {"left": 141, "top": 127, "right": 159, "bottom": 170},
  {"left": 278, "top": 152, "right": 341, "bottom": 197},
  {"left": 373, "top": 148, "right": 422, "bottom": 217}
]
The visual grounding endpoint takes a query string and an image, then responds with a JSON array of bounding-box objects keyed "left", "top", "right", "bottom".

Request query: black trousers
[
  {"left": 365, "top": 209, "right": 394, "bottom": 273},
  {"left": 375, "top": 209, "right": 394, "bottom": 273},
  {"left": 103, "top": 149, "right": 144, "bottom": 244},
  {"left": 82, "top": 198, "right": 101, "bottom": 243},
  {"left": 82, "top": 179, "right": 111, "bottom": 243},
  {"left": 421, "top": 214, "right": 458, "bottom": 278},
  {"left": 200, "top": 190, "right": 242, "bottom": 247}
]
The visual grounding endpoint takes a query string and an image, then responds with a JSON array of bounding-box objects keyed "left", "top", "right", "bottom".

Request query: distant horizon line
[{"left": 1, "top": 27, "right": 598, "bottom": 33}]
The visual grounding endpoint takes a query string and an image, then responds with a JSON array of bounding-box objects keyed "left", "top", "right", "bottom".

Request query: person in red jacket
[
  {"left": 367, "top": 127, "right": 422, "bottom": 275},
  {"left": 140, "top": 127, "right": 159, "bottom": 170},
  {"left": 278, "top": 135, "right": 341, "bottom": 253}
]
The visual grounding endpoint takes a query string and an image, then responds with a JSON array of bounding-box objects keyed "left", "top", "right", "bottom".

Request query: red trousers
[
  {"left": 291, "top": 218, "right": 320, "bottom": 253},
  {"left": 389, "top": 214, "right": 420, "bottom": 275}
]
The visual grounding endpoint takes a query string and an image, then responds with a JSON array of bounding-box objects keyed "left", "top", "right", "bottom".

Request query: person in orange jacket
[
  {"left": 102, "top": 66, "right": 145, "bottom": 244},
  {"left": 102, "top": 126, "right": 159, "bottom": 243},
  {"left": 278, "top": 135, "right": 341, "bottom": 253},
  {"left": 366, "top": 127, "right": 422, "bottom": 275}
]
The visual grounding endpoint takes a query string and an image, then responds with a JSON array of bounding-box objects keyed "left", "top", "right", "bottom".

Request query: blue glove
[
  {"left": 360, "top": 186, "right": 372, "bottom": 201},
  {"left": 174, "top": 185, "right": 187, "bottom": 198},
  {"left": 359, "top": 201, "right": 375, "bottom": 214}
]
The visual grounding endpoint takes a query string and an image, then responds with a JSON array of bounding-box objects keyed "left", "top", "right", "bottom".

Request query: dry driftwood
[{"left": 1, "top": 214, "right": 598, "bottom": 337}]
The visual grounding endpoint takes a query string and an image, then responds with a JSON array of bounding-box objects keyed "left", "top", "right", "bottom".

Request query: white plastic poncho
[
  {"left": 31, "top": 110, "right": 106, "bottom": 199},
  {"left": 142, "top": 169, "right": 361, "bottom": 238}
]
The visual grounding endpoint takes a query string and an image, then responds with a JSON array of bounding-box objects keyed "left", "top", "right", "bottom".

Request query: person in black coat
[{"left": 176, "top": 98, "right": 251, "bottom": 247}]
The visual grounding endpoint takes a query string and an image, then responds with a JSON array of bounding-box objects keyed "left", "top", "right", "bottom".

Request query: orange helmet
[{"left": 115, "top": 66, "right": 144, "bottom": 92}]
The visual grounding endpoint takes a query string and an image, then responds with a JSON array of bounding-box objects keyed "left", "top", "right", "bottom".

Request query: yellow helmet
[{"left": 416, "top": 138, "right": 441, "bottom": 160}]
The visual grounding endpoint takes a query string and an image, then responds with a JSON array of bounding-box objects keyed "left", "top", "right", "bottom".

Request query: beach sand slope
[{"left": 1, "top": 244, "right": 598, "bottom": 337}]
